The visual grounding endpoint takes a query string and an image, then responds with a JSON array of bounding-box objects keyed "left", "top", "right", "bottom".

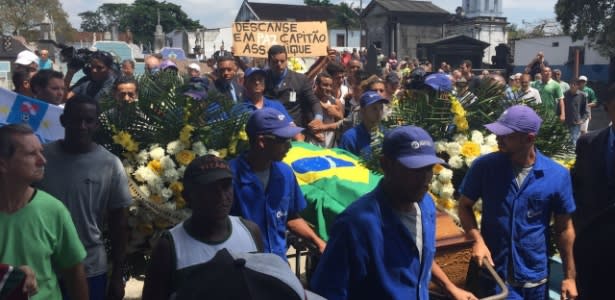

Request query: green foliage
[
  {"left": 304, "top": 0, "right": 332, "bottom": 6},
  {"left": 556, "top": 0, "right": 615, "bottom": 56},
  {"left": 360, "top": 78, "right": 573, "bottom": 172},
  {"left": 97, "top": 71, "right": 250, "bottom": 158},
  {"left": 79, "top": 0, "right": 202, "bottom": 46},
  {"left": 0, "top": 0, "right": 74, "bottom": 41}
]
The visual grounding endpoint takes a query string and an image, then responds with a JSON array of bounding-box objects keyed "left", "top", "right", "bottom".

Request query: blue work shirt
[
  {"left": 229, "top": 154, "right": 307, "bottom": 260},
  {"left": 311, "top": 181, "right": 436, "bottom": 300},
  {"left": 240, "top": 97, "right": 293, "bottom": 121},
  {"left": 339, "top": 123, "right": 373, "bottom": 157},
  {"left": 459, "top": 150, "right": 576, "bottom": 283}
]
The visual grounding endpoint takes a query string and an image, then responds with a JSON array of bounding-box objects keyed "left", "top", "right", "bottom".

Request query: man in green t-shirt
[
  {"left": 0, "top": 124, "right": 88, "bottom": 300},
  {"left": 578, "top": 75, "right": 598, "bottom": 134},
  {"left": 532, "top": 67, "right": 564, "bottom": 119}
]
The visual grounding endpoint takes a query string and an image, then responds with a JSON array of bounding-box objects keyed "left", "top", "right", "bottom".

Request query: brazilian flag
[{"left": 283, "top": 142, "right": 382, "bottom": 240}]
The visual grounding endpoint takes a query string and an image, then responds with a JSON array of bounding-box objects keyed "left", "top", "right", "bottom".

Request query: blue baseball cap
[
  {"left": 360, "top": 91, "right": 389, "bottom": 108},
  {"left": 425, "top": 73, "right": 452, "bottom": 92},
  {"left": 382, "top": 126, "right": 448, "bottom": 169},
  {"left": 245, "top": 67, "right": 267, "bottom": 79},
  {"left": 484, "top": 105, "right": 542, "bottom": 136},
  {"left": 246, "top": 107, "right": 303, "bottom": 139}
]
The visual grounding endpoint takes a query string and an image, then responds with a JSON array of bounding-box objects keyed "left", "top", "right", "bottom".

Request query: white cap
[
  {"left": 188, "top": 63, "right": 201, "bottom": 72},
  {"left": 15, "top": 50, "right": 39, "bottom": 66},
  {"left": 578, "top": 75, "right": 588, "bottom": 81}
]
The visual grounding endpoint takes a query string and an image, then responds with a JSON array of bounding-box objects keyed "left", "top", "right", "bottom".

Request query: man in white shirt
[{"left": 516, "top": 74, "right": 542, "bottom": 105}]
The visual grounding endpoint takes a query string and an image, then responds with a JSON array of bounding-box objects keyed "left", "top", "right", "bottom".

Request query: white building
[
  {"left": 513, "top": 36, "right": 610, "bottom": 82},
  {"left": 447, "top": 0, "right": 507, "bottom": 64}
]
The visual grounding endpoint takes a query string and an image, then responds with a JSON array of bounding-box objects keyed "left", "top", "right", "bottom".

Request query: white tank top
[{"left": 169, "top": 216, "right": 258, "bottom": 270}]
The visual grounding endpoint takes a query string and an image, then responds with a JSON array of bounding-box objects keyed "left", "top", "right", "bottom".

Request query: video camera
[{"left": 59, "top": 45, "right": 96, "bottom": 71}]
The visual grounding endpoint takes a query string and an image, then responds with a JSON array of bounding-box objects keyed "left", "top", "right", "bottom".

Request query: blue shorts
[{"left": 61, "top": 273, "right": 107, "bottom": 300}]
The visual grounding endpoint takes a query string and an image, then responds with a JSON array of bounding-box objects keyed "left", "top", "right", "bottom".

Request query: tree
[
  {"left": 78, "top": 11, "right": 105, "bottom": 32},
  {"left": 555, "top": 0, "right": 615, "bottom": 82},
  {"left": 79, "top": 3, "right": 130, "bottom": 32},
  {"left": 79, "top": 0, "right": 201, "bottom": 46},
  {"left": 331, "top": 2, "right": 360, "bottom": 47},
  {"left": 304, "top": 0, "right": 332, "bottom": 6},
  {"left": 0, "top": 0, "right": 75, "bottom": 41}
]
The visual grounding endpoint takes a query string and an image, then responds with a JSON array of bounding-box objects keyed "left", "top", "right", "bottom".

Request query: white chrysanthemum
[
  {"left": 207, "top": 149, "right": 220, "bottom": 157},
  {"left": 163, "top": 201, "right": 176, "bottom": 211},
  {"left": 160, "top": 156, "right": 176, "bottom": 170},
  {"left": 166, "top": 140, "right": 184, "bottom": 155},
  {"left": 448, "top": 155, "right": 464, "bottom": 169},
  {"left": 434, "top": 141, "right": 447, "bottom": 153},
  {"left": 133, "top": 166, "right": 153, "bottom": 183},
  {"left": 192, "top": 141, "right": 207, "bottom": 156},
  {"left": 161, "top": 188, "right": 174, "bottom": 200},
  {"left": 147, "top": 176, "right": 164, "bottom": 194},
  {"left": 453, "top": 133, "right": 468, "bottom": 143},
  {"left": 149, "top": 143, "right": 160, "bottom": 151},
  {"left": 440, "top": 183, "right": 455, "bottom": 199},
  {"left": 149, "top": 147, "right": 165, "bottom": 160},
  {"left": 430, "top": 179, "right": 442, "bottom": 195},
  {"left": 437, "top": 168, "right": 454, "bottom": 183},
  {"left": 465, "top": 156, "right": 477, "bottom": 167},
  {"left": 484, "top": 134, "right": 498, "bottom": 147},
  {"left": 136, "top": 150, "right": 149, "bottom": 165},
  {"left": 177, "top": 166, "right": 187, "bottom": 177},
  {"left": 139, "top": 185, "right": 151, "bottom": 198},
  {"left": 445, "top": 142, "right": 462, "bottom": 157},
  {"left": 471, "top": 130, "right": 484, "bottom": 144},
  {"left": 124, "top": 165, "right": 134, "bottom": 176},
  {"left": 163, "top": 169, "right": 180, "bottom": 182}
]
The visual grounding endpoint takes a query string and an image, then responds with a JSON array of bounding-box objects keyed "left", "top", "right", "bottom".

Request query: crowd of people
[{"left": 1, "top": 43, "right": 614, "bottom": 300}]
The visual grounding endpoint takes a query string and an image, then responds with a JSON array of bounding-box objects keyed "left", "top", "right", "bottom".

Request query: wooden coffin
[{"left": 431, "top": 211, "right": 474, "bottom": 293}]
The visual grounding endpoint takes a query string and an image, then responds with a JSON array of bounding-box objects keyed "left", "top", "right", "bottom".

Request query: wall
[
  {"left": 513, "top": 36, "right": 610, "bottom": 82},
  {"left": 397, "top": 24, "right": 445, "bottom": 59},
  {"left": 329, "top": 28, "right": 362, "bottom": 50}
]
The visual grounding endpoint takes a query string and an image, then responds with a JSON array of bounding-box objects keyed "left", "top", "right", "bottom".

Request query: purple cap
[
  {"left": 382, "top": 126, "right": 448, "bottom": 169},
  {"left": 160, "top": 59, "right": 178, "bottom": 70},
  {"left": 484, "top": 105, "right": 542, "bottom": 135},
  {"left": 360, "top": 91, "right": 389, "bottom": 108},
  {"left": 246, "top": 107, "right": 303, "bottom": 139},
  {"left": 244, "top": 67, "right": 266, "bottom": 79},
  {"left": 425, "top": 73, "right": 452, "bottom": 92}
]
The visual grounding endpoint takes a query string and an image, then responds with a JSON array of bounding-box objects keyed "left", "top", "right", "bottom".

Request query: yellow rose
[
  {"left": 175, "top": 195, "right": 186, "bottom": 209},
  {"left": 179, "top": 125, "right": 195, "bottom": 143},
  {"left": 169, "top": 181, "right": 184, "bottom": 195},
  {"left": 112, "top": 131, "right": 140, "bottom": 152},
  {"left": 154, "top": 219, "right": 171, "bottom": 229},
  {"left": 461, "top": 141, "right": 481, "bottom": 158},
  {"left": 136, "top": 223, "right": 154, "bottom": 235},
  {"left": 443, "top": 199, "right": 455, "bottom": 209},
  {"left": 147, "top": 160, "right": 163, "bottom": 174},
  {"left": 238, "top": 130, "right": 248, "bottom": 141},
  {"left": 176, "top": 150, "right": 196, "bottom": 166},
  {"left": 149, "top": 194, "right": 163, "bottom": 204},
  {"left": 432, "top": 164, "right": 444, "bottom": 174},
  {"left": 217, "top": 148, "right": 228, "bottom": 159}
]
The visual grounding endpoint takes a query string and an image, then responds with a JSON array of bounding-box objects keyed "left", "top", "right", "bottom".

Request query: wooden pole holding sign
[{"left": 232, "top": 21, "right": 328, "bottom": 58}]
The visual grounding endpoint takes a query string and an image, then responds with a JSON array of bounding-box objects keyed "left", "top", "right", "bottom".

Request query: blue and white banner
[{"left": 0, "top": 87, "right": 64, "bottom": 143}]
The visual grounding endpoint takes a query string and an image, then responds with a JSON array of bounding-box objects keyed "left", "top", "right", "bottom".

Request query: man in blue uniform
[
  {"left": 339, "top": 91, "right": 388, "bottom": 157},
  {"left": 457, "top": 105, "right": 577, "bottom": 300},
  {"left": 311, "top": 126, "right": 477, "bottom": 300},
  {"left": 230, "top": 108, "right": 326, "bottom": 260}
]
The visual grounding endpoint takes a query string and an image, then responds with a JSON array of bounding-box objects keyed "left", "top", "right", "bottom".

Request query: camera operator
[
  {"left": 65, "top": 51, "right": 117, "bottom": 103},
  {"left": 525, "top": 51, "right": 549, "bottom": 80}
]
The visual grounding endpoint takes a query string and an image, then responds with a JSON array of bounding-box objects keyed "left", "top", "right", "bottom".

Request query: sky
[{"left": 60, "top": 0, "right": 558, "bottom": 30}]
